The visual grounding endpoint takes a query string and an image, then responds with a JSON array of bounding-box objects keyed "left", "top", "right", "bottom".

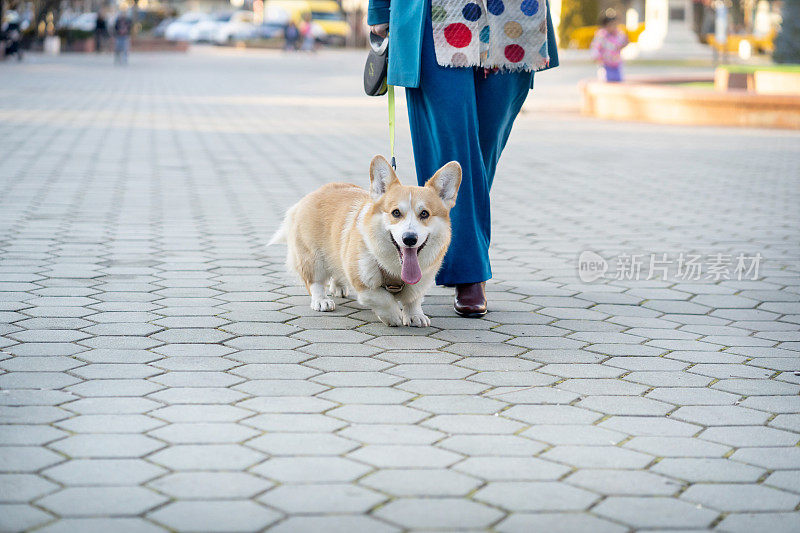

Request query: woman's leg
[
  {"left": 475, "top": 69, "right": 533, "bottom": 191},
  {"left": 405, "top": 8, "right": 491, "bottom": 286}
]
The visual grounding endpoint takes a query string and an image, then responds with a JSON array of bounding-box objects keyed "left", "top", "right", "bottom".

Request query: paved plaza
[{"left": 0, "top": 49, "right": 799, "bottom": 532}]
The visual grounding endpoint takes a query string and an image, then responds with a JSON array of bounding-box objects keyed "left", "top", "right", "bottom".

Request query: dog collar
[
  {"left": 383, "top": 280, "right": 404, "bottom": 293},
  {"left": 379, "top": 265, "right": 404, "bottom": 293}
]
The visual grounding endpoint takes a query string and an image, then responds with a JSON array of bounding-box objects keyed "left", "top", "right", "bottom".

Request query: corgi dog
[{"left": 270, "top": 155, "right": 461, "bottom": 327}]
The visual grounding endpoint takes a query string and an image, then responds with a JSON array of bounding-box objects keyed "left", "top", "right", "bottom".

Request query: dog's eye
[
  {"left": 391, "top": 209, "right": 402, "bottom": 218},
  {"left": 419, "top": 210, "right": 429, "bottom": 219}
]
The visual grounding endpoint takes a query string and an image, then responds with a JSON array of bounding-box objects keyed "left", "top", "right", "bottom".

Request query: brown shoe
[{"left": 454, "top": 282, "right": 487, "bottom": 318}]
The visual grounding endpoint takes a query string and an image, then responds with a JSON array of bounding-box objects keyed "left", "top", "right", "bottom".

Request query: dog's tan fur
[{"left": 270, "top": 155, "right": 461, "bottom": 326}]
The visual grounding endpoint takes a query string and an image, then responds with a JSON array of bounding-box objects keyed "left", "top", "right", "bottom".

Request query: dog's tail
[
  {"left": 267, "top": 204, "right": 296, "bottom": 246},
  {"left": 268, "top": 224, "right": 287, "bottom": 246}
]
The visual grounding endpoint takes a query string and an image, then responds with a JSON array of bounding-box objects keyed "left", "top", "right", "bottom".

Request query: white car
[
  {"left": 213, "top": 11, "right": 256, "bottom": 44},
  {"left": 193, "top": 12, "right": 231, "bottom": 42},
  {"left": 68, "top": 12, "right": 98, "bottom": 32},
  {"left": 164, "top": 12, "right": 210, "bottom": 42}
]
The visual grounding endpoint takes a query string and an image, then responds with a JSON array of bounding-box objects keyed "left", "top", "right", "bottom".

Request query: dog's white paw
[
  {"left": 376, "top": 310, "right": 404, "bottom": 327},
  {"left": 311, "top": 298, "right": 336, "bottom": 312},
  {"left": 330, "top": 285, "right": 349, "bottom": 298},
  {"left": 404, "top": 312, "right": 431, "bottom": 328}
]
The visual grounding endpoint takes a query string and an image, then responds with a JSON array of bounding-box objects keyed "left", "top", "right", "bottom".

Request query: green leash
[{"left": 388, "top": 84, "right": 396, "bottom": 170}]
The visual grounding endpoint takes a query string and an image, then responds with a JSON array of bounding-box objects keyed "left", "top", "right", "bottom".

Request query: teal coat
[{"left": 367, "top": 0, "right": 559, "bottom": 89}]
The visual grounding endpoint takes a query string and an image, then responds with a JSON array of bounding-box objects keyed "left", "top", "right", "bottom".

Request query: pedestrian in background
[
  {"left": 114, "top": 10, "right": 132, "bottom": 65},
  {"left": 299, "top": 13, "right": 316, "bottom": 52},
  {"left": 94, "top": 9, "right": 108, "bottom": 53},
  {"left": 367, "top": 0, "right": 559, "bottom": 317},
  {"left": 284, "top": 20, "right": 299, "bottom": 51},
  {"left": 591, "top": 13, "right": 628, "bottom": 83}
]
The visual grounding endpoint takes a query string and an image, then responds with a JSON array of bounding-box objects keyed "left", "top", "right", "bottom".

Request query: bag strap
[{"left": 388, "top": 84, "right": 396, "bottom": 170}]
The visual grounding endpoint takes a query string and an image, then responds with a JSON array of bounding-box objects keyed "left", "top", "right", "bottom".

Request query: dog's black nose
[{"left": 402, "top": 232, "right": 418, "bottom": 246}]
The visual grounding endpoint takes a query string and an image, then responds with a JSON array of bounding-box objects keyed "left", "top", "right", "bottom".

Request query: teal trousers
[{"left": 406, "top": 5, "right": 532, "bottom": 286}]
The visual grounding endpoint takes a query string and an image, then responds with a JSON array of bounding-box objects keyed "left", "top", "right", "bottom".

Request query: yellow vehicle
[
  {"left": 266, "top": 0, "right": 350, "bottom": 45},
  {"left": 706, "top": 30, "right": 776, "bottom": 55}
]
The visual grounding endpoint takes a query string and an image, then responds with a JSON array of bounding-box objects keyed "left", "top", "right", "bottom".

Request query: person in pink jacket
[{"left": 591, "top": 14, "right": 628, "bottom": 82}]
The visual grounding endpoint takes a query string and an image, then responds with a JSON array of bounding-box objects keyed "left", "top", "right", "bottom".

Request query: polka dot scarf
[{"left": 432, "top": 0, "right": 550, "bottom": 72}]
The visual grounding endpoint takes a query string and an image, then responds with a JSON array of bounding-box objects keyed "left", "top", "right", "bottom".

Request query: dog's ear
[
  {"left": 369, "top": 155, "right": 400, "bottom": 200},
  {"left": 426, "top": 161, "right": 461, "bottom": 209}
]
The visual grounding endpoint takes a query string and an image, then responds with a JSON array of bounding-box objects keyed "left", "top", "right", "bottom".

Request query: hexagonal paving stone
[
  {"left": 148, "top": 423, "right": 259, "bottom": 444},
  {"left": 671, "top": 405, "right": 771, "bottom": 426},
  {"left": 327, "top": 405, "right": 427, "bottom": 424},
  {"left": 599, "top": 416, "right": 702, "bottom": 437},
  {"left": 338, "top": 424, "right": 444, "bottom": 445},
  {"left": 623, "top": 436, "right": 731, "bottom": 457},
  {"left": 360, "top": 469, "right": 482, "bottom": 496},
  {"left": 33, "top": 517, "right": 166, "bottom": 533},
  {"left": 502, "top": 404, "right": 601, "bottom": 425},
  {"left": 268, "top": 516, "right": 398, "bottom": 533},
  {"left": 252, "top": 457, "right": 372, "bottom": 483},
  {"left": 347, "top": 445, "right": 462, "bottom": 468},
  {"left": 49, "top": 434, "right": 165, "bottom": 458},
  {"left": 714, "top": 512, "right": 800, "bottom": 533},
  {"left": 566, "top": 469, "right": 682, "bottom": 496},
  {"left": 42, "top": 459, "right": 166, "bottom": 486},
  {"left": 408, "top": 394, "right": 505, "bottom": 414},
  {"left": 55, "top": 414, "right": 164, "bottom": 434},
  {"left": 495, "top": 512, "right": 627, "bottom": 533},
  {"left": 0, "top": 474, "right": 59, "bottom": 503},
  {"left": 454, "top": 456, "right": 570, "bottom": 480},
  {"left": 0, "top": 447, "right": 65, "bottom": 472},
  {"left": 681, "top": 483, "right": 800, "bottom": 512},
  {"left": 147, "top": 472, "right": 272, "bottom": 499},
  {"left": 37, "top": 487, "right": 167, "bottom": 516},
  {"left": 593, "top": 496, "right": 718, "bottom": 529},
  {"left": 374, "top": 498, "right": 503, "bottom": 529},
  {"left": 148, "top": 444, "right": 265, "bottom": 471},
  {"left": 437, "top": 435, "right": 547, "bottom": 456},
  {"left": 259, "top": 483, "right": 385, "bottom": 514},
  {"left": 699, "top": 426, "right": 800, "bottom": 447},
  {"left": 475, "top": 481, "right": 599, "bottom": 511},
  {"left": 0, "top": 504, "right": 53, "bottom": 531},
  {"left": 541, "top": 446, "right": 654, "bottom": 469},
  {"left": 651, "top": 457, "right": 765, "bottom": 482},
  {"left": 248, "top": 433, "right": 358, "bottom": 456},
  {"left": 148, "top": 500, "right": 281, "bottom": 532},
  {"left": 521, "top": 424, "right": 627, "bottom": 446},
  {"left": 422, "top": 414, "right": 525, "bottom": 434},
  {"left": 0, "top": 425, "right": 67, "bottom": 446}
]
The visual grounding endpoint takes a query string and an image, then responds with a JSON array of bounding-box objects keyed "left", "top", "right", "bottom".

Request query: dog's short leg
[
  {"left": 402, "top": 298, "right": 431, "bottom": 327},
  {"left": 358, "top": 289, "right": 403, "bottom": 326},
  {"left": 310, "top": 281, "right": 335, "bottom": 312},
  {"left": 328, "top": 279, "right": 349, "bottom": 298}
]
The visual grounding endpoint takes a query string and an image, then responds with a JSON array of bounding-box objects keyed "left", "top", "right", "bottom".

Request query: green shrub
[{"left": 57, "top": 28, "right": 94, "bottom": 43}]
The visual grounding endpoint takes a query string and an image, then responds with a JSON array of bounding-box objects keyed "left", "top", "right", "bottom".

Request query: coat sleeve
[{"left": 367, "top": 0, "right": 391, "bottom": 26}]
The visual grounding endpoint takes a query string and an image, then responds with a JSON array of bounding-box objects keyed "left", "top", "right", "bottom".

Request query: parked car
[
  {"left": 68, "top": 12, "right": 98, "bottom": 32},
  {"left": 265, "top": 1, "right": 349, "bottom": 46},
  {"left": 193, "top": 11, "right": 231, "bottom": 42},
  {"left": 255, "top": 20, "right": 286, "bottom": 40},
  {"left": 164, "top": 12, "right": 210, "bottom": 42},
  {"left": 152, "top": 17, "right": 174, "bottom": 38},
  {"left": 213, "top": 10, "right": 256, "bottom": 44}
]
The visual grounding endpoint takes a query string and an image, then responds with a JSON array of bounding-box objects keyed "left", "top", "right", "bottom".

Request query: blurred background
[{"left": 0, "top": 1, "right": 791, "bottom": 60}]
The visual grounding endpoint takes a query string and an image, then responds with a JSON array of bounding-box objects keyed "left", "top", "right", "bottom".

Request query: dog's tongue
[{"left": 400, "top": 247, "right": 422, "bottom": 285}]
